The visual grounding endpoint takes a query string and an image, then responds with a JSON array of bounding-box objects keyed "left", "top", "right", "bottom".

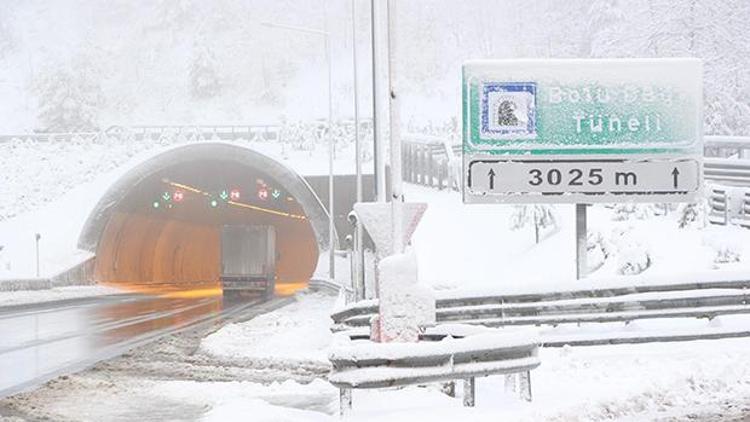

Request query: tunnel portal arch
[{"left": 78, "top": 142, "right": 333, "bottom": 292}]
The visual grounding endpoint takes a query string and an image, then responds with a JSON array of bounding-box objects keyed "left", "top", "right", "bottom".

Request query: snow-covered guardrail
[
  {"left": 705, "top": 158, "right": 750, "bottom": 186},
  {"left": 331, "top": 279, "right": 750, "bottom": 346},
  {"left": 704, "top": 136, "right": 750, "bottom": 159},
  {"left": 0, "top": 125, "right": 282, "bottom": 144},
  {"left": 328, "top": 331, "right": 540, "bottom": 413}
]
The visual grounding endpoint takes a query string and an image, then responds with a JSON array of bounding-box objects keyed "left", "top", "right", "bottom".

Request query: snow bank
[
  {"left": 200, "top": 291, "right": 336, "bottom": 364},
  {"left": 0, "top": 285, "right": 121, "bottom": 307},
  {"left": 148, "top": 378, "right": 338, "bottom": 421},
  {"left": 375, "top": 250, "right": 435, "bottom": 342}
]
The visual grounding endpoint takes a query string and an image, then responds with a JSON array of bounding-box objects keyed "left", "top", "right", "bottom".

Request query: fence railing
[
  {"left": 331, "top": 278, "right": 750, "bottom": 347},
  {"left": 704, "top": 136, "right": 750, "bottom": 159},
  {"left": 0, "top": 125, "right": 283, "bottom": 144}
]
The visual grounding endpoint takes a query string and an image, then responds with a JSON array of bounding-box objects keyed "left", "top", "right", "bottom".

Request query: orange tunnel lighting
[
  {"left": 94, "top": 165, "right": 320, "bottom": 297},
  {"left": 95, "top": 208, "right": 318, "bottom": 296}
]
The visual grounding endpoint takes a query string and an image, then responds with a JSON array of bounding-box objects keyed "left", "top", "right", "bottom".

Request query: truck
[{"left": 220, "top": 225, "right": 276, "bottom": 299}]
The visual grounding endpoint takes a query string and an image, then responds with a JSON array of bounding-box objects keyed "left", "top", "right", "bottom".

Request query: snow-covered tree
[
  {"left": 677, "top": 200, "right": 707, "bottom": 229},
  {"left": 510, "top": 205, "right": 557, "bottom": 244},
  {"left": 189, "top": 38, "right": 222, "bottom": 99},
  {"left": 587, "top": 231, "right": 612, "bottom": 273},
  {"left": 714, "top": 246, "right": 740, "bottom": 265},
  {"left": 0, "top": 15, "right": 13, "bottom": 59},
  {"left": 617, "top": 245, "right": 652, "bottom": 275},
  {"left": 34, "top": 56, "right": 104, "bottom": 132},
  {"left": 612, "top": 204, "right": 656, "bottom": 221}
]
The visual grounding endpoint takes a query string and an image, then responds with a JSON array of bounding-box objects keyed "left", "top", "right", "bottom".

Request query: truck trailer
[{"left": 220, "top": 225, "right": 276, "bottom": 299}]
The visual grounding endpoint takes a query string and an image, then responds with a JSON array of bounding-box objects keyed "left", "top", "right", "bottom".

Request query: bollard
[
  {"left": 340, "top": 388, "right": 352, "bottom": 416},
  {"left": 463, "top": 377, "right": 476, "bottom": 407}
]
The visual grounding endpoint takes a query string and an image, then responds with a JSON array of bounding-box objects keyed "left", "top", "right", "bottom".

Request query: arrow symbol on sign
[
  {"left": 671, "top": 167, "right": 680, "bottom": 189},
  {"left": 488, "top": 168, "right": 496, "bottom": 190}
]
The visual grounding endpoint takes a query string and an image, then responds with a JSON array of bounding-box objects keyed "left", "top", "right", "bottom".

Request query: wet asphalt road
[{"left": 0, "top": 293, "right": 251, "bottom": 399}]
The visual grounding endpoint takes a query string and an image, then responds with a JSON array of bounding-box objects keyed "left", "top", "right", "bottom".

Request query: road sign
[
  {"left": 353, "top": 202, "right": 427, "bottom": 258},
  {"left": 463, "top": 59, "right": 703, "bottom": 204}
]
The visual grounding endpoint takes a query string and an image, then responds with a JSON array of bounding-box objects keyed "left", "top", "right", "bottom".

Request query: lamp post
[
  {"left": 261, "top": 20, "right": 336, "bottom": 279},
  {"left": 351, "top": 0, "right": 367, "bottom": 300}
]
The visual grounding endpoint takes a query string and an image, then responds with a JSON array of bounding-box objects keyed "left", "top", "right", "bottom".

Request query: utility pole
[
  {"left": 352, "top": 0, "right": 366, "bottom": 300},
  {"left": 387, "top": 0, "right": 403, "bottom": 254},
  {"left": 371, "top": 0, "right": 387, "bottom": 203},
  {"left": 324, "top": 1, "right": 336, "bottom": 279}
]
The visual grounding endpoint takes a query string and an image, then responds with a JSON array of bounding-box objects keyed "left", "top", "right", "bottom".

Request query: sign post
[
  {"left": 575, "top": 204, "right": 587, "bottom": 280},
  {"left": 462, "top": 59, "right": 703, "bottom": 278}
]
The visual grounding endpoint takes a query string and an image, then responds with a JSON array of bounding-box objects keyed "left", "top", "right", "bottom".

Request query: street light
[{"left": 261, "top": 18, "right": 336, "bottom": 279}]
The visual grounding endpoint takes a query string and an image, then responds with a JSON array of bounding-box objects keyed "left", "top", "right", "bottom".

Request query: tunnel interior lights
[{"left": 163, "top": 180, "right": 306, "bottom": 220}]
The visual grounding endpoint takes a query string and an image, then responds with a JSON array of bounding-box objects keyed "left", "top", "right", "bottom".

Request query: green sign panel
[{"left": 462, "top": 59, "right": 703, "bottom": 204}]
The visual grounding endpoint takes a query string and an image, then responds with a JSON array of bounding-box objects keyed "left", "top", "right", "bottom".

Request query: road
[{"left": 0, "top": 292, "right": 259, "bottom": 399}]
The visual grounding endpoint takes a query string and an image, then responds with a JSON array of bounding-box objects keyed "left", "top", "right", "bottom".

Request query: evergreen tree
[{"left": 34, "top": 56, "right": 104, "bottom": 132}]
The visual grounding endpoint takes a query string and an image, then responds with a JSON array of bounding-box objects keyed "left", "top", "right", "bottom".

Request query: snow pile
[
  {"left": 148, "top": 379, "right": 338, "bottom": 421},
  {"left": 374, "top": 250, "right": 435, "bottom": 342},
  {"left": 200, "top": 291, "right": 336, "bottom": 365},
  {"left": 0, "top": 285, "right": 120, "bottom": 307}
]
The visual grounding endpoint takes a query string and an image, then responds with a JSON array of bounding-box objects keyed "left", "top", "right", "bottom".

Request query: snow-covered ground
[
  {"left": 200, "top": 291, "right": 336, "bottom": 365},
  {"left": 130, "top": 289, "right": 750, "bottom": 421},
  {"left": 407, "top": 185, "right": 750, "bottom": 295},
  {"left": 0, "top": 285, "right": 121, "bottom": 307},
  {"left": 168, "top": 185, "right": 750, "bottom": 420},
  {"left": 3, "top": 134, "right": 750, "bottom": 420}
]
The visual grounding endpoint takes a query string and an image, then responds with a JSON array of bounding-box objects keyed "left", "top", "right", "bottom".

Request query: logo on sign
[{"left": 481, "top": 82, "right": 537, "bottom": 139}]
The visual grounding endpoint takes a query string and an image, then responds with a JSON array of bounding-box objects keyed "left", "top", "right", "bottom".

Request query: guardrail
[
  {"left": 328, "top": 332, "right": 540, "bottom": 413},
  {"left": 705, "top": 136, "right": 750, "bottom": 158},
  {"left": 331, "top": 279, "right": 750, "bottom": 346},
  {"left": 0, "top": 125, "right": 283, "bottom": 144}
]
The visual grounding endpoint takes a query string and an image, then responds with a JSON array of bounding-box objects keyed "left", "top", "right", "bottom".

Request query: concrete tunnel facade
[{"left": 77, "top": 143, "right": 334, "bottom": 295}]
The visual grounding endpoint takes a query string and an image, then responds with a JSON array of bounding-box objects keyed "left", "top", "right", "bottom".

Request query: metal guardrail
[
  {"left": 329, "top": 333, "right": 539, "bottom": 413},
  {"left": 0, "top": 125, "right": 283, "bottom": 144},
  {"left": 705, "top": 136, "right": 750, "bottom": 158},
  {"left": 705, "top": 157, "right": 750, "bottom": 186},
  {"left": 331, "top": 279, "right": 750, "bottom": 346}
]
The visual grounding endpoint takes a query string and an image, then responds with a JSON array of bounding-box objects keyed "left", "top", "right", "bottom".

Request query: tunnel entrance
[{"left": 79, "top": 143, "right": 330, "bottom": 298}]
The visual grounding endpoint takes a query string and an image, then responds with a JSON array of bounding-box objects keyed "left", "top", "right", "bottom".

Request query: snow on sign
[{"left": 462, "top": 58, "right": 703, "bottom": 204}]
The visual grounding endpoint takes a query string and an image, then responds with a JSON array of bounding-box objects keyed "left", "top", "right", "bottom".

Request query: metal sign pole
[
  {"left": 575, "top": 204, "right": 587, "bottom": 280},
  {"left": 371, "top": 0, "right": 386, "bottom": 203},
  {"left": 386, "top": 0, "right": 403, "bottom": 255},
  {"left": 324, "top": 3, "right": 335, "bottom": 280},
  {"left": 352, "top": 0, "right": 366, "bottom": 300}
]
